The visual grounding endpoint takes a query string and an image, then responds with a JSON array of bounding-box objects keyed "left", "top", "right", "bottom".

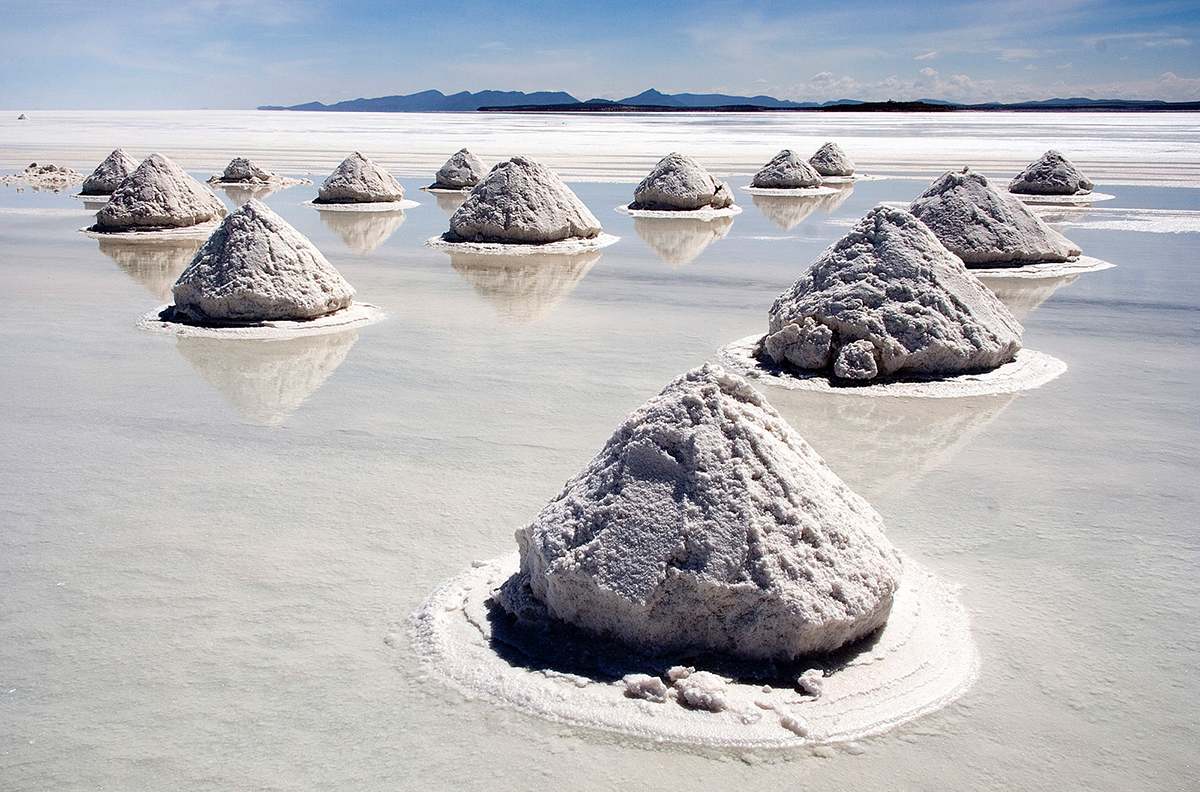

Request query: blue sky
[{"left": 2, "top": 0, "right": 1198, "bottom": 108}]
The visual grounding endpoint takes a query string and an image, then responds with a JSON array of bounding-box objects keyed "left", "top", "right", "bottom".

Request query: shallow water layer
[{"left": 0, "top": 113, "right": 1198, "bottom": 791}]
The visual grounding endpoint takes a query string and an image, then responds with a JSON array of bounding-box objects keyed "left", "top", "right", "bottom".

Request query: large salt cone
[
  {"left": 95, "top": 153, "right": 227, "bottom": 230},
  {"left": 631, "top": 152, "right": 734, "bottom": 210},
  {"left": 809, "top": 142, "right": 855, "bottom": 177},
  {"left": 81, "top": 148, "right": 139, "bottom": 196},
  {"left": 217, "top": 157, "right": 275, "bottom": 183},
  {"left": 751, "top": 150, "right": 824, "bottom": 189},
  {"left": 171, "top": 199, "right": 354, "bottom": 323},
  {"left": 908, "top": 167, "right": 1082, "bottom": 265},
  {"left": 448, "top": 156, "right": 601, "bottom": 243},
  {"left": 1008, "top": 150, "right": 1094, "bottom": 196},
  {"left": 498, "top": 363, "right": 903, "bottom": 661},
  {"left": 316, "top": 152, "right": 405, "bottom": 204},
  {"left": 433, "top": 148, "right": 486, "bottom": 189},
  {"left": 765, "top": 205, "right": 1023, "bottom": 380}
]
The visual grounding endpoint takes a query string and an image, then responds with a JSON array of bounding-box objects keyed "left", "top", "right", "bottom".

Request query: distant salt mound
[
  {"left": 1008, "top": 150, "right": 1094, "bottom": 196},
  {"left": 0, "top": 162, "right": 83, "bottom": 192},
  {"left": 430, "top": 148, "right": 486, "bottom": 190},
  {"left": 763, "top": 205, "right": 1022, "bottom": 381},
  {"left": 17, "top": 113, "right": 27, "bottom": 120},
  {"left": 212, "top": 157, "right": 275, "bottom": 184},
  {"left": 809, "top": 142, "right": 855, "bottom": 177},
  {"left": 908, "top": 167, "right": 1082, "bottom": 265},
  {"left": 171, "top": 199, "right": 353, "bottom": 323},
  {"left": 81, "top": 149, "right": 139, "bottom": 195},
  {"left": 94, "top": 154, "right": 226, "bottom": 231},
  {"left": 630, "top": 152, "right": 734, "bottom": 211},
  {"left": 316, "top": 152, "right": 405, "bottom": 204},
  {"left": 751, "top": 150, "right": 824, "bottom": 189},
  {"left": 498, "top": 364, "right": 902, "bottom": 661},
  {"left": 447, "top": 156, "right": 602, "bottom": 244}
]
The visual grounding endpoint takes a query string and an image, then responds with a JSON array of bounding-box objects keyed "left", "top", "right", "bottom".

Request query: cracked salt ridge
[
  {"left": 1006, "top": 190, "right": 1115, "bottom": 206},
  {"left": 717, "top": 335, "right": 1066, "bottom": 398},
  {"left": 79, "top": 220, "right": 223, "bottom": 242},
  {"left": 409, "top": 552, "right": 977, "bottom": 749},
  {"left": 740, "top": 185, "right": 843, "bottom": 197},
  {"left": 425, "top": 232, "right": 620, "bottom": 256},
  {"left": 136, "top": 302, "right": 384, "bottom": 339},
  {"left": 306, "top": 199, "right": 420, "bottom": 212},
  {"left": 615, "top": 204, "right": 743, "bottom": 220}
]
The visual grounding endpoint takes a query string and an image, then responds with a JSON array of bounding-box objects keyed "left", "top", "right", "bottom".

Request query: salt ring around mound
[
  {"left": 739, "top": 185, "right": 843, "bottom": 197},
  {"left": 209, "top": 177, "right": 309, "bottom": 188},
  {"left": 616, "top": 204, "right": 743, "bottom": 220},
  {"left": 306, "top": 199, "right": 420, "bottom": 212},
  {"left": 421, "top": 186, "right": 474, "bottom": 194},
  {"left": 1007, "top": 191, "right": 1115, "bottom": 206},
  {"left": 75, "top": 193, "right": 114, "bottom": 204},
  {"left": 821, "top": 174, "right": 886, "bottom": 184},
  {"left": 425, "top": 232, "right": 620, "bottom": 256},
  {"left": 136, "top": 301, "right": 384, "bottom": 339},
  {"left": 79, "top": 221, "right": 222, "bottom": 242},
  {"left": 717, "top": 335, "right": 1066, "bottom": 398},
  {"left": 967, "top": 255, "right": 1115, "bottom": 279},
  {"left": 410, "top": 551, "right": 977, "bottom": 749}
]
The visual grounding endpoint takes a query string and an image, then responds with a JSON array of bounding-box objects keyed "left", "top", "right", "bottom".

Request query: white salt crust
[
  {"left": 307, "top": 199, "right": 420, "bottom": 212},
  {"left": 425, "top": 232, "right": 620, "bottom": 256},
  {"left": 717, "top": 335, "right": 1066, "bottom": 398},
  {"left": 410, "top": 552, "right": 977, "bottom": 749},
  {"left": 967, "top": 255, "right": 1116, "bottom": 279},
  {"left": 136, "top": 302, "right": 384, "bottom": 339},
  {"left": 820, "top": 174, "right": 886, "bottom": 184},
  {"left": 210, "top": 176, "right": 308, "bottom": 188},
  {"left": 80, "top": 221, "right": 222, "bottom": 242},
  {"left": 421, "top": 186, "right": 473, "bottom": 195},
  {"left": 740, "top": 185, "right": 842, "bottom": 197},
  {"left": 616, "top": 204, "right": 743, "bottom": 220},
  {"left": 1008, "top": 191, "right": 1115, "bottom": 205}
]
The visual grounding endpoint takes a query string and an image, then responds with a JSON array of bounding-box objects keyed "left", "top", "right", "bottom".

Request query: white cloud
[
  {"left": 920, "top": 67, "right": 938, "bottom": 77},
  {"left": 915, "top": 50, "right": 939, "bottom": 61}
]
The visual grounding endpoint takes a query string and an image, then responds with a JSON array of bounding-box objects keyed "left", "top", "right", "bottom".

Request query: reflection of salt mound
[
  {"left": 632, "top": 215, "right": 732, "bottom": 265},
  {"left": 631, "top": 153, "right": 733, "bottom": 211},
  {"left": 1009, "top": 150, "right": 1093, "bottom": 196},
  {"left": 81, "top": 149, "right": 138, "bottom": 195},
  {"left": 433, "top": 191, "right": 468, "bottom": 214},
  {"left": 498, "top": 365, "right": 902, "bottom": 660},
  {"left": 218, "top": 183, "right": 281, "bottom": 205},
  {"left": 449, "top": 249, "right": 599, "bottom": 322},
  {"left": 174, "top": 330, "right": 358, "bottom": 425},
  {"left": 751, "top": 150, "right": 822, "bottom": 189},
  {"left": 96, "top": 237, "right": 202, "bottom": 300},
  {"left": 430, "top": 148, "right": 485, "bottom": 190},
  {"left": 316, "top": 152, "right": 404, "bottom": 204},
  {"left": 909, "top": 168, "right": 1082, "bottom": 266},
  {"left": 172, "top": 199, "right": 354, "bottom": 323},
  {"left": 448, "top": 156, "right": 602, "bottom": 243},
  {"left": 318, "top": 207, "right": 407, "bottom": 254},
  {"left": 751, "top": 186, "right": 852, "bottom": 230},
  {"left": 809, "top": 142, "right": 855, "bottom": 177},
  {"left": 765, "top": 206, "right": 1022, "bottom": 381},
  {"left": 976, "top": 273, "right": 1078, "bottom": 321},
  {"left": 95, "top": 154, "right": 226, "bottom": 231}
]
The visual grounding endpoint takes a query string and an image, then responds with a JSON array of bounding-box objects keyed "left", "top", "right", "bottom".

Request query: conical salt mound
[
  {"left": 448, "top": 156, "right": 601, "bottom": 243},
  {"left": 1008, "top": 150, "right": 1094, "bottom": 196},
  {"left": 95, "top": 154, "right": 226, "bottom": 231},
  {"left": 215, "top": 157, "right": 275, "bottom": 184},
  {"left": 316, "top": 152, "right": 404, "bottom": 204},
  {"left": 908, "top": 167, "right": 1082, "bottom": 265},
  {"left": 809, "top": 142, "right": 855, "bottom": 177},
  {"left": 81, "top": 149, "right": 138, "bottom": 195},
  {"left": 498, "top": 364, "right": 902, "bottom": 661},
  {"left": 765, "top": 205, "right": 1022, "bottom": 381},
  {"left": 432, "top": 148, "right": 486, "bottom": 189},
  {"left": 631, "top": 153, "right": 733, "bottom": 211},
  {"left": 171, "top": 199, "right": 354, "bottom": 323},
  {"left": 751, "top": 149, "right": 823, "bottom": 189}
]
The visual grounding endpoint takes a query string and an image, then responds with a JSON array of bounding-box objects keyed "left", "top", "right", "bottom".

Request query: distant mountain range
[{"left": 259, "top": 88, "right": 1200, "bottom": 113}]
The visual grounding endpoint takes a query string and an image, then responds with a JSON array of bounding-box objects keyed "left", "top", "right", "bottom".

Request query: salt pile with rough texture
[
  {"left": 751, "top": 150, "right": 824, "bottom": 189},
  {"left": 429, "top": 149, "right": 486, "bottom": 190},
  {"left": 809, "top": 142, "right": 855, "bottom": 177},
  {"left": 81, "top": 149, "right": 139, "bottom": 195},
  {"left": 762, "top": 205, "right": 1023, "bottom": 381},
  {"left": 0, "top": 162, "right": 83, "bottom": 192},
  {"left": 629, "top": 153, "right": 734, "bottom": 211},
  {"left": 498, "top": 363, "right": 902, "bottom": 660},
  {"left": 446, "top": 156, "right": 602, "bottom": 244},
  {"left": 1009, "top": 150, "right": 1094, "bottom": 195},
  {"left": 210, "top": 157, "right": 276, "bottom": 184},
  {"left": 316, "top": 152, "right": 405, "bottom": 204},
  {"left": 93, "top": 154, "right": 226, "bottom": 231},
  {"left": 908, "top": 168, "right": 1082, "bottom": 265},
  {"left": 170, "top": 199, "right": 354, "bottom": 323}
]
